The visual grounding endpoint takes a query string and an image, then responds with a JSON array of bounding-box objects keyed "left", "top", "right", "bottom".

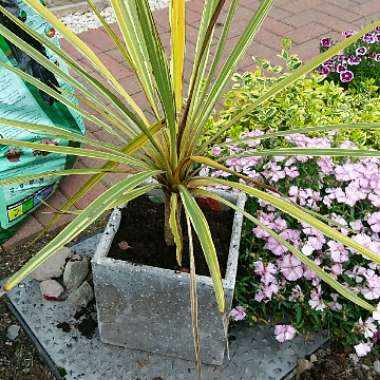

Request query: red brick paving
[{"left": 2, "top": 0, "right": 380, "bottom": 251}]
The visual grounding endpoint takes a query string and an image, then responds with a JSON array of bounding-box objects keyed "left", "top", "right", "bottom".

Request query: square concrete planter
[{"left": 92, "top": 190, "right": 246, "bottom": 365}]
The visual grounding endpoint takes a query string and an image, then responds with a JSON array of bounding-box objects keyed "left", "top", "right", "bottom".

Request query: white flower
[{"left": 354, "top": 342, "right": 372, "bottom": 357}]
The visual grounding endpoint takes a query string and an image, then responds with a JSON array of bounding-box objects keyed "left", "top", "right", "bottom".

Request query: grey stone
[
  {"left": 6, "top": 324, "right": 20, "bottom": 341},
  {"left": 92, "top": 191, "right": 247, "bottom": 365},
  {"left": 67, "top": 281, "right": 94, "bottom": 307},
  {"left": 63, "top": 257, "right": 89, "bottom": 290},
  {"left": 5, "top": 236, "right": 328, "bottom": 380},
  {"left": 374, "top": 360, "right": 380, "bottom": 374},
  {"left": 40, "top": 279, "right": 65, "bottom": 301},
  {"left": 31, "top": 247, "right": 72, "bottom": 281}
]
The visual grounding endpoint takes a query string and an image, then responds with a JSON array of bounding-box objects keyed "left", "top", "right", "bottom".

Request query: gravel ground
[
  {"left": 60, "top": 1, "right": 171, "bottom": 34},
  {"left": 0, "top": 216, "right": 109, "bottom": 380}
]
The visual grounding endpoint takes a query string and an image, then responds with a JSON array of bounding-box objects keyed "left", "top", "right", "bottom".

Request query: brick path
[{"left": 2, "top": 0, "right": 380, "bottom": 251}]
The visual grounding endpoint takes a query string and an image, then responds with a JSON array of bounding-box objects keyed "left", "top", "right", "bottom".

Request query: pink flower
[
  {"left": 279, "top": 254, "right": 303, "bottom": 281},
  {"left": 212, "top": 146, "right": 222, "bottom": 156},
  {"left": 372, "top": 304, "right": 380, "bottom": 321},
  {"left": 285, "top": 166, "right": 300, "bottom": 178},
  {"left": 274, "top": 324, "right": 297, "bottom": 343},
  {"left": 327, "top": 293, "right": 342, "bottom": 311},
  {"left": 354, "top": 342, "right": 372, "bottom": 357},
  {"left": 327, "top": 241, "right": 349, "bottom": 263},
  {"left": 229, "top": 306, "right": 247, "bottom": 321},
  {"left": 309, "top": 286, "right": 326, "bottom": 311},
  {"left": 357, "top": 318, "right": 377, "bottom": 339},
  {"left": 368, "top": 212, "right": 380, "bottom": 233},
  {"left": 255, "top": 261, "right": 278, "bottom": 285},
  {"left": 318, "top": 156, "right": 335, "bottom": 175},
  {"left": 265, "top": 237, "right": 288, "bottom": 256}
]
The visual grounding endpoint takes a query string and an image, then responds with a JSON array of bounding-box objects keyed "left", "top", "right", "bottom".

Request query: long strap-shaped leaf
[
  {"left": 178, "top": 185, "right": 225, "bottom": 313},
  {"left": 0, "top": 170, "right": 161, "bottom": 294},
  {"left": 179, "top": 0, "right": 225, "bottom": 155},
  {"left": 86, "top": 0, "right": 133, "bottom": 68},
  {"left": 169, "top": 193, "right": 183, "bottom": 266},
  {"left": 193, "top": 189, "right": 375, "bottom": 312},
  {"left": 0, "top": 61, "right": 128, "bottom": 141},
  {"left": 0, "top": 4, "right": 143, "bottom": 134},
  {"left": 222, "top": 148, "right": 380, "bottom": 159},
  {"left": 0, "top": 168, "right": 132, "bottom": 187},
  {"left": 34, "top": 120, "right": 165, "bottom": 240},
  {"left": 110, "top": 0, "right": 160, "bottom": 118},
  {"left": 183, "top": 0, "right": 272, "bottom": 159},
  {"left": 190, "top": 177, "right": 380, "bottom": 264},
  {"left": 23, "top": 0, "right": 149, "bottom": 127},
  {"left": 170, "top": 0, "right": 186, "bottom": 113},
  {"left": 215, "top": 122, "right": 380, "bottom": 149},
  {"left": 0, "top": 22, "right": 133, "bottom": 140},
  {"left": 192, "top": 0, "right": 273, "bottom": 144},
  {"left": 0, "top": 118, "right": 124, "bottom": 155},
  {"left": 208, "top": 17, "right": 380, "bottom": 146},
  {"left": 0, "top": 138, "right": 148, "bottom": 168},
  {"left": 134, "top": 0, "right": 177, "bottom": 167},
  {"left": 201, "top": 0, "right": 238, "bottom": 102}
]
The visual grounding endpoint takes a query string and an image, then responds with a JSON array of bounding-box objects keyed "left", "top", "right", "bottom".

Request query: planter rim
[{"left": 93, "top": 189, "right": 246, "bottom": 289}]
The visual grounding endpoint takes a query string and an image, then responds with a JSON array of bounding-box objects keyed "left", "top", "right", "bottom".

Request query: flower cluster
[
  {"left": 216, "top": 131, "right": 380, "bottom": 353},
  {"left": 318, "top": 26, "right": 380, "bottom": 88}
]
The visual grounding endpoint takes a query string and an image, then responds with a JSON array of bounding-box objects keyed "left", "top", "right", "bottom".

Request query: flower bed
[
  {"left": 203, "top": 40, "right": 380, "bottom": 357},
  {"left": 207, "top": 132, "right": 380, "bottom": 356}
]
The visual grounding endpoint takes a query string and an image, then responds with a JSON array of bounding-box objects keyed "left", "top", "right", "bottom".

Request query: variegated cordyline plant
[{"left": 2, "top": 0, "right": 380, "bottom": 369}]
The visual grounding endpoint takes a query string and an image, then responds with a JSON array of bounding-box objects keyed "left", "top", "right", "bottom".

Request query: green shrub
[{"left": 204, "top": 39, "right": 380, "bottom": 149}]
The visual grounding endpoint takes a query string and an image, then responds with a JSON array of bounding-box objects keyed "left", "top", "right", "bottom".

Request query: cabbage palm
[{"left": 1, "top": 0, "right": 380, "bottom": 356}]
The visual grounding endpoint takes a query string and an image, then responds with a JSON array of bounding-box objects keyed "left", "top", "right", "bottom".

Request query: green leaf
[
  {"left": 2, "top": 170, "right": 161, "bottom": 293},
  {"left": 178, "top": 185, "right": 225, "bottom": 313}
]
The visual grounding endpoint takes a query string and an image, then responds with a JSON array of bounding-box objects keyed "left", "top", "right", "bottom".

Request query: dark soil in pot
[{"left": 108, "top": 195, "right": 234, "bottom": 277}]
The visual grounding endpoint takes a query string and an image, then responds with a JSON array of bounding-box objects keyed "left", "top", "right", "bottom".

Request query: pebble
[
  {"left": 31, "top": 247, "right": 72, "bottom": 281},
  {"left": 310, "top": 354, "right": 318, "bottom": 363},
  {"left": 374, "top": 360, "right": 380, "bottom": 374},
  {"left": 349, "top": 353, "right": 360, "bottom": 365},
  {"left": 63, "top": 256, "right": 89, "bottom": 290},
  {"left": 6, "top": 324, "right": 21, "bottom": 341},
  {"left": 60, "top": 1, "right": 171, "bottom": 34},
  {"left": 67, "top": 281, "right": 94, "bottom": 307},
  {"left": 40, "top": 279, "right": 65, "bottom": 301}
]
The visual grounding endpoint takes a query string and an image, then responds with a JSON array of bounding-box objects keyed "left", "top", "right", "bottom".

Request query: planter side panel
[{"left": 93, "top": 260, "right": 232, "bottom": 365}]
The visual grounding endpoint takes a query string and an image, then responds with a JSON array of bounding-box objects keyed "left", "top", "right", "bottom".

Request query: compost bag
[{"left": 0, "top": 0, "right": 85, "bottom": 243}]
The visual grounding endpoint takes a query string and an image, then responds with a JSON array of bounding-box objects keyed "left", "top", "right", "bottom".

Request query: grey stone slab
[{"left": 5, "top": 234, "right": 328, "bottom": 380}]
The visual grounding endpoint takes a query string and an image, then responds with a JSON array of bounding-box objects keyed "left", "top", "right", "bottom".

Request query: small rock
[
  {"left": 6, "top": 324, "right": 20, "bottom": 341},
  {"left": 374, "top": 360, "right": 380, "bottom": 374},
  {"left": 40, "top": 279, "right": 65, "bottom": 301},
  {"left": 31, "top": 247, "right": 72, "bottom": 281},
  {"left": 63, "top": 256, "right": 89, "bottom": 290},
  {"left": 310, "top": 354, "right": 318, "bottom": 363},
  {"left": 349, "top": 353, "right": 360, "bottom": 365},
  {"left": 297, "top": 358, "right": 313, "bottom": 375},
  {"left": 67, "top": 281, "right": 94, "bottom": 307}
]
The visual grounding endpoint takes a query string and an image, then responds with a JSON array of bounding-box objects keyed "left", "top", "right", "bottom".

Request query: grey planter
[{"left": 92, "top": 190, "right": 246, "bottom": 365}]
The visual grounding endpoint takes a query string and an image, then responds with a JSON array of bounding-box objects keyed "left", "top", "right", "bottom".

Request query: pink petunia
[{"left": 274, "top": 324, "right": 297, "bottom": 343}]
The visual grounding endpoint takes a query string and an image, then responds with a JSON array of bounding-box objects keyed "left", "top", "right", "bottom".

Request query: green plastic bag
[{"left": 0, "top": 1, "right": 85, "bottom": 243}]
